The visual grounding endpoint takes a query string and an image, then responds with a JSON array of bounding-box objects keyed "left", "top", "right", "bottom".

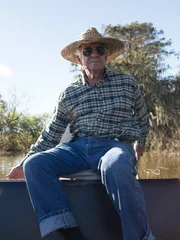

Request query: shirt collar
[{"left": 81, "top": 68, "right": 109, "bottom": 86}]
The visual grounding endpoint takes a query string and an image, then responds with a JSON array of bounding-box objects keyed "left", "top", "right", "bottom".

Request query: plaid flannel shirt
[{"left": 22, "top": 69, "right": 150, "bottom": 162}]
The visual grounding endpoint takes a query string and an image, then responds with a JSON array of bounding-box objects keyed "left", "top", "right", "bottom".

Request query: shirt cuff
[{"left": 18, "top": 151, "right": 36, "bottom": 167}]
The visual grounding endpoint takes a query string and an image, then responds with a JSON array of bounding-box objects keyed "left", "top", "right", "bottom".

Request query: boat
[{"left": 0, "top": 175, "right": 180, "bottom": 240}]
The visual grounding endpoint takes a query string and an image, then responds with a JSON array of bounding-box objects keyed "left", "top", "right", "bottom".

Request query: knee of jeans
[
  {"left": 101, "top": 155, "right": 134, "bottom": 179},
  {"left": 101, "top": 156, "right": 121, "bottom": 175},
  {"left": 23, "top": 153, "right": 44, "bottom": 176}
]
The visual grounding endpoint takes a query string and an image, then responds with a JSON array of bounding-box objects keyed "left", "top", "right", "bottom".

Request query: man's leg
[
  {"left": 23, "top": 141, "right": 89, "bottom": 238},
  {"left": 99, "top": 142, "right": 155, "bottom": 240}
]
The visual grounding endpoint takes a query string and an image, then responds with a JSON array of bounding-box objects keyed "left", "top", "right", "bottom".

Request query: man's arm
[
  {"left": 133, "top": 144, "right": 145, "bottom": 161},
  {"left": 133, "top": 81, "right": 150, "bottom": 160}
]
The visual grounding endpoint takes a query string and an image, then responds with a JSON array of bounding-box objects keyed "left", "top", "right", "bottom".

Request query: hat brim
[{"left": 61, "top": 37, "right": 124, "bottom": 64}]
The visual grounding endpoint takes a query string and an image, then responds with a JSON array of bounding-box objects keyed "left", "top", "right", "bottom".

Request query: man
[{"left": 7, "top": 27, "right": 155, "bottom": 240}]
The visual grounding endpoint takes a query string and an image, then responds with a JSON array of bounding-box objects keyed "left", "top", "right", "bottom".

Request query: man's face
[{"left": 78, "top": 43, "right": 107, "bottom": 72}]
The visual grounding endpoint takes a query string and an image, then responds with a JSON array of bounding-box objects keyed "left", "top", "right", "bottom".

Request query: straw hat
[{"left": 61, "top": 27, "right": 124, "bottom": 64}]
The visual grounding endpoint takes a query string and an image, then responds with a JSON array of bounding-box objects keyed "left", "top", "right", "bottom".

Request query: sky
[{"left": 1, "top": 0, "right": 180, "bottom": 115}]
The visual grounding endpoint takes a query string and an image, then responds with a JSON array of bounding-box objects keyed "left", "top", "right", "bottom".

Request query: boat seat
[
  {"left": 60, "top": 170, "right": 101, "bottom": 180},
  {"left": 61, "top": 170, "right": 138, "bottom": 180}
]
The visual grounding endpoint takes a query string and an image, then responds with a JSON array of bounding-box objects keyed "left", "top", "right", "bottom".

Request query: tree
[
  {"left": 103, "top": 22, "right": 178, "bottom": 109},
  {"left": 0, "top": 95, "right": 7, "bottom": 131},
  {"left": 15, "top": 113, "right": 49, "bottom": 153},
  {"left": 0, "top": 94, "right": 49, "bottom": 153},
  {"left": 103, "top": 22, "right": 178, "bottom": 81}
]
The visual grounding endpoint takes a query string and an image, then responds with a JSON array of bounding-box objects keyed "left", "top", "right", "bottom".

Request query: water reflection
[{"left": 0, "top": 154, "right": 25, "bottom": 179}]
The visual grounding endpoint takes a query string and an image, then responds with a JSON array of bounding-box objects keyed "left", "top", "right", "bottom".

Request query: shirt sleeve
[
  {"left": 133, "top": 81, "right": 150, "bottom": 146},
  {"left": 19, "top": 92, "right": 69, "bottom": 166}
]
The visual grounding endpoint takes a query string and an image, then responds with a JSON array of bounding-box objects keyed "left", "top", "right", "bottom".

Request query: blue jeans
[{"left": 23, "top": 137, "right": 155, "bottom": 240}]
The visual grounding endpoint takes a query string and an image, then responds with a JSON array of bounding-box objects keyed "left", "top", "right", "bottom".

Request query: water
[
  {"left": 137, "top": 152, "right": 180, "bottom": 179},
  {"left": 0, "top": 152, "right": 179, "bottom": 179},
  {"left": 0, "top": 153, "right": 25, "bottom": 179}
]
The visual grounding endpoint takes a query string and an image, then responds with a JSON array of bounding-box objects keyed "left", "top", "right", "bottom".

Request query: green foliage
[
  {"left": 103, "top": 22, "right": 179, "bottom": 80},
  {"left": 0, "top": 96, "right": 49, "bottom": 153}
]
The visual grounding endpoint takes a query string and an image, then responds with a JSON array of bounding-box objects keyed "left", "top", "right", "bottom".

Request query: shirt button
[
  {"left": 97, "top": 118, "right": 101, "bottom": 122},
  {"left": 95, "top": 132, "right": 98, "bottom": 135}
]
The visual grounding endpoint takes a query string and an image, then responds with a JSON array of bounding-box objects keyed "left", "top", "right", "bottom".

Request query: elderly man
[{"left": 7, "top": 27, "right": 155, "bottom": 240}]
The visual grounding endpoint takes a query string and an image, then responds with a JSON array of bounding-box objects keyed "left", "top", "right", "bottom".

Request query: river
[{"left": 0, "top": 152, "right": 179, "bottom": 179}]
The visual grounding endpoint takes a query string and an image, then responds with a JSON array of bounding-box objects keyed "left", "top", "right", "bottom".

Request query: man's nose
[{"left": 90, "top": 48, "right": 98, "bottom": 57}]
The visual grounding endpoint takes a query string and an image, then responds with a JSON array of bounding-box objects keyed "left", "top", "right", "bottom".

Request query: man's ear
[{"left": 75, "top": 56, "right": 82, "bottom": 65}]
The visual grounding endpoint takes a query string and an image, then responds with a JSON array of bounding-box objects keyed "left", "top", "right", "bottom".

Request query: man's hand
[
  {"left": 133, "top": 145, "right": 145, "bottom": 161},
  {"left": 6, "top": 165, "right": 25, "bottom": 179}
]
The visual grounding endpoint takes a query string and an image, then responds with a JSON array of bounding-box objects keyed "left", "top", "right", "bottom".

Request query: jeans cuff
[
  {"left": 39, "top": 210, "right": 78, "bottom": 237},
  {"left": 142, "top": 228, "right": 156, "bottom": 240}
]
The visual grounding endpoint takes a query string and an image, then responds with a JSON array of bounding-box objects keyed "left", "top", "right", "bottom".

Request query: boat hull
[{"left": 0, "top": 179, "right": 180, "bottom": 240}]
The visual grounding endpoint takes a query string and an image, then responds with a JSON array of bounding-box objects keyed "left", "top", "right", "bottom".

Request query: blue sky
[{"left": 1, "top": 0, "right": 180, "bottom": 115}]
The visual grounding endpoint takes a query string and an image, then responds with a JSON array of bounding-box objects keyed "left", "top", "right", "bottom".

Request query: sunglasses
[{"left": 82, "top": 46, "right": 105, "bottom": 57}]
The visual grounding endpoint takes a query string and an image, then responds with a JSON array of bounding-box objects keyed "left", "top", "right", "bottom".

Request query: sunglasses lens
[
  {"left": 96, "top": 46, "right": 105, "bottom": 56},
  {"left": 82, "top": 46, "right": 105, "bottom": 57},
  {"left": 83, "top": 47, "right": 92, "bottom": 56}
]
